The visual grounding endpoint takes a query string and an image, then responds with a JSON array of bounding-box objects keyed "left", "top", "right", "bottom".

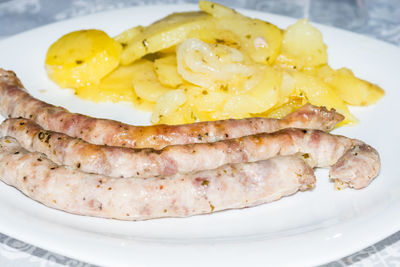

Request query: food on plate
[
  {"left": 276, "top": 18, "right": 327, "bottom": 69},
  {"left": 45, "top": 29, "right": 122, "bottom": 88},
  {"left": 153, "top": 54, "right": 183, "bottom": 87},
  {"left": 0, "top": 37, "right": 383, "bottom": 219},
  {"left": 44, "top": 1, "right": 384, "bottom": 125},
  {"left": 198, "top": 1, "right": 283, "bottom": 64},
  {"left": 0, "top": 69, "right": 343, "bottom": 149},
  {"left": 0, "top": 114, "right": 342, "bottom": 177},
  {"left": 1, "top": 119, "right": 380, "bottom": 189},
  {"left": 0, "top": 1, "right": 384, "bottom": 220},
  {"left": 286, "top": 70, "right": 358, "bottom": 123},
  {"left": 113, "top": 25, "right": 144, "bottom": 45},
  {"left": 73, "top": 63, "right": 154, "bottom": 110},
  {"left": 120, "top": 11, "right": 213, "bottom": 65},
  {"left": 314, "top": 66, "right": 384, "bottom": 106},
  {"left": 130, "top": 59, "right": 173, "bottom": 102},
  {"left": 0, "top": 137, "right": 315, "bottom": 220}
]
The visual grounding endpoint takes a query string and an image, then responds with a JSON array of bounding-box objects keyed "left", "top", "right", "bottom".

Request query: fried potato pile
[{"left": 45, "top": 0, "right": 384, "bottom": 125}]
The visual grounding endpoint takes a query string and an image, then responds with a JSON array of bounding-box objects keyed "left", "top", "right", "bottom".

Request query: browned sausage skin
[
  {"left": 0, "top": 68, "right": 343, "bottom": 149},
  {"left": 1, "top": 118, "right": 380, "bottom": 188},
  {"left": 0, "top": 137, "right": 315, "bottom": 220}
]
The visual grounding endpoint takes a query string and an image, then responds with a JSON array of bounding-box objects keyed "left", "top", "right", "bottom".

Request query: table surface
[{"left": 0, "top": 0, "right": 399, "bottom": 266}]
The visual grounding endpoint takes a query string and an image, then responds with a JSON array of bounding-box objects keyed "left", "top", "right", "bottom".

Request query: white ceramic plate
[{"left": 0, "top": 4, "right": 399, "bottom": 267}]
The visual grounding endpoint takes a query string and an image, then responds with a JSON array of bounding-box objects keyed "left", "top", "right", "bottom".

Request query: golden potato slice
[
  {"left": 151, "top": 89, "right": 187, "bottom": 124},
  {"left": 219, "top": 17, "right": 282, "bottom": 64},
  {"left": 189, "top": 27, "right": 241, "bottom": 50},
  {"left": 292, "top": 71, "right": 356, "bottom": 124},
  {"left": 222, "top": 95, "right": 259, "bottom": 119},
  {"left": 165, "top": 83, "right": 227, "bottom": 123},
  {"left": 199, "top": 1, "right": 282, "bottom": 64},
  {"left": 158, "top": 103, "right": 199, "bottom": 125},
  {"left": 317, "top": 66, "right": 384, "bottom": 106},
  {"left": 114, "top": 25, "right": 144, "bottom": 45},
  {"left": 182, "top": 84, "right": 228, "bottom": 113},
  {"left": 193, "top": 91, "right": 228, "bottom": 112},
  {"left": 199, "top": 0, "right": 237, "bottom": 18},
  {"left": 75, "top": 64, "right": 154, "bottom": 111},
  {"left": 132, "top": 60, "right": 173, "bottom": 102},
  {"left": 154, "top": 54, "right": 184, "bottom": 87},
  {"left": 247, "top": 66, "right": 281, "bottom": 101},
  {"left": 222, "top": 66, "right": 280, "bottom": 118},
  {"left": 121, "top": 11, "right": 213, "bottom": 65},
  {"left": 210, "top": 19, "right": 282, "bottom": 64},
  {"left": 262, "top": 96, "right": 307, "bottom": 119},
  {"left": 278, "top": 70, "right": 296, "bottom": 105},
  {"left": 75, "top": 65, "right": 135, "bottom": 102},
  {"left": 277, "top": 19, "right": 327, "bottom": 69},
  {"left": 195, "top": 110, "right": 219, "bottom": 121},
  {"left": 46, "top": 29, "right": 121, "bottom": 88}
]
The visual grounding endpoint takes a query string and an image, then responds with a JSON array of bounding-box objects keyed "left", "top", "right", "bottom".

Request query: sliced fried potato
[
  {"left": 222, "top": 66, "right": 280, "bottom": 118},
  {"left": 114, "top": 26, "right": 144, "bottom": 45},
  {"left": 154, "top": 54, "right": 184, "bottom": 87},
  {"left": 158, "top": 104, "right": 199, "bottom": 125},
  {"left": 121, "top": 11, "right": 213, "bottom": 65},
  {"left": 200, "top": 1, "right": 282, "bottom": 64},
  {"left": 222, "top": 17, "right": 282, "bottom": 64},
  {"left": 46, "top": 29, "right": 121, "bottom": 88},
  {"left": 132, "top": 60, "right": 173, "bottom": 102},
  {"left": 199, "top": 0, "right": 237, "bottom": 18},
  {"left": 278, "top": 70, "right": 296, "bottom": 104},
  {"left": 292, "top": 71, "right": 356, "bottom": 124},
  {"left": 193, "top": 90, "right": 228, "bottom": 112},
  {"left": 75, "top": 64, "right": 154, "bottom": 111},
  {"left": 151, "top": 89, "right": 187, "bottom": 124},
  {"left": 262, "top": 96, "right": 307, "bottom": 119},
  {"left": 317, "top": 66, "right": 384, "bottom": 106},
  {"left": 182, "top": 84, "right": 228, "bottom": 112},
  {"left": 277, "top": 19, "right": 327, "bottom": 69},
  {"left": 75, "top": 65, "right": 135, "bottom": 102},
  {"left": 189, "top": 27, "right": 242, "bottom": 50}
]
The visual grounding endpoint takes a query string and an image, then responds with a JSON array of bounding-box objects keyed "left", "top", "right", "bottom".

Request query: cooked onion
[{"left": 177, "top": 38, "right": 257, "bottom": 90}]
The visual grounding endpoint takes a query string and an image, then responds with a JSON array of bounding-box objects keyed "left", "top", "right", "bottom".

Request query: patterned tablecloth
[{"left": 0, "top": 0, "right": 399, "bottom": 266}]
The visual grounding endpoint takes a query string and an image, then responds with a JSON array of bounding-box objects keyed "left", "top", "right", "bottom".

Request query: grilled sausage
[
  {"left": 0, "top": 68, "right": 343, "bottom": 149},
  {"left": 1, "top": 119, "right": 380, "bottom": 188},
  {"left": 0, "top": 137, "right": 315, "bottom": 220}
]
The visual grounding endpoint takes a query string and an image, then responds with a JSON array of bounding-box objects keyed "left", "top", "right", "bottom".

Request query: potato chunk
[
  {"left": 121, "top": 11, "right": 212, "bottom": 65},
  {"left": 75, "top": 64, "right": 154, "bottom": 110},
  {"left": 45, "top": 29, "right": 121, "bottom": 88},
  {"left": 222, "top": 66, "right": 280, "bottom": 118},
  {"left": 262, "top": 96, "right": 307, "bottom": 119},
  {"left": 220, "top": 18, "right": 283, "bottom": 64},
  {"left": 317, "top": 66, "right": 384, "bottom": 106},
  {"left": 292, "top": 71, "right": 356, "bottom": 124},
  {"left": 200, "top": 0, "right": 282, "bottom": 64},
  {"left": 193, "top": 90, "right": 228, "bottom": 112},
  {"left": 277, "top": 19, "right": 327, "bottom": 69},
  {"left": 199, "top": 0, "right": 237, "bottom": 18},
  {"left": 114, "top": 26, "right": 144, "bottom": 45},
  {"left": 132, "top": 60, "right": 172, "bottom": 102},
  {"left": 154, "top": 54, "right": 184, "bottom": 87},
  {"left": 151, "top": 89, "right": 187, "bottom": 124},
  {"left": 182, "top": 84, "right": 228, "bottom": 113}
]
